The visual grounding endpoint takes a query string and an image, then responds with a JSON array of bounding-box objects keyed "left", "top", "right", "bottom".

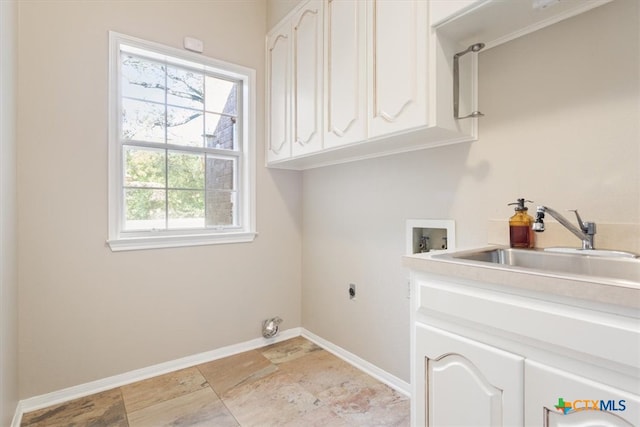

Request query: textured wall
[
  {"left": 267, "top": 0, "right": 303, "bottom": 29},
  {"left": 0, "top": 0, "right": 19, "bottom": 421},
  {"left": 18, "top": 0, "right": 302, "bottom": 398},
  {"left": 301, "top": 0, "right": 639, "bottom": 383}
]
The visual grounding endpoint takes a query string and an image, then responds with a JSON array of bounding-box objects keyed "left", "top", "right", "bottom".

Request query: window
[{"left": 108, "top": 32, "right": 256, "bottom": 251}]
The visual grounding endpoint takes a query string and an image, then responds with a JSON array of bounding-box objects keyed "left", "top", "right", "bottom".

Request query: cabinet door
[
  {"left": 324, "top": 0, "right": 367, "bottom": 149},
  {"left": 414, "top": 324, "right": 524, "bottom": 426},
  {"left": 368, "top": 0, "right": 428, "bottom": 137},
  {"left": 266, "top": 22, "right": 291, "bottom": 163},
  {"left": 291, "top": 0, "right": 323, "bottom": 157},
  {"left": 525, "top": 360, "right": 640, "bottom": 427}
]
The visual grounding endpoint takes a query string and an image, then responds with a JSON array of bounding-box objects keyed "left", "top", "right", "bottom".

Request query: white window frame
[{"left": 107, "top": 32, "right": 256, "bottom": 251}]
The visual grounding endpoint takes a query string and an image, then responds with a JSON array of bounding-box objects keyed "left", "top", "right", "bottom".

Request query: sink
[
  {"left": 432, "top": 247, "right": 640, "bottom": 284},
  {"left": 543, "top": 247, "right": 638, "bottom": 258}
]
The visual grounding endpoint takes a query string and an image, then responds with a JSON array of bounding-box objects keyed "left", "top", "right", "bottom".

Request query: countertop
[{"left": 403, "top": 246, "right": 640, "bottom": 311}]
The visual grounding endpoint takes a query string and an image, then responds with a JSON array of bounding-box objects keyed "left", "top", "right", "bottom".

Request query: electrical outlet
[{"left": 349, "top": 283, "right": 356, "bottom": 300}]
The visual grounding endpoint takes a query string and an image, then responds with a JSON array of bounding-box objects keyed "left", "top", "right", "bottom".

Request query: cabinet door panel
[
  {"left": 414, "top": 324, "right": 524, "bottom": 426},
  {"left": 266, "top": 27, "right": 290, "bottom": 162},
  {"left": 374, "top": 2, "right": 414, "bottom": 121},
  {"left": 525, "top": 360, "right": 640, "bottom": 427},
  {"left": 545, "top": 410, "right": 634, "bottom": 427},
  {"left": 324, "top": 0, "right": 367, "bottom": 148},
  {"left": 369, "top": 0, "right": 427, "bottom": 137},
  {"left": 292, "top": 0, "right": 323, "bottom": 157},
  {"left": 429, "top": 353, "right": 504, "bottom": 425}
]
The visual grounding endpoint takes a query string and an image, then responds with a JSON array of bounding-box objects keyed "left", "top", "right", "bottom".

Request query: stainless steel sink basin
[{"left": 433, "top": 247, "right": 640, "bottom": 284}]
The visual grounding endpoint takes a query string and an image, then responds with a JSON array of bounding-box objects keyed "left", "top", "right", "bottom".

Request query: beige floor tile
[
  {"left": 21, "top": 337, "right": 410, "bottom": 427},
  {"left": 198, "top": 349, "right": 277, "bottom": 397},
  {"left": 260, "top": 336, "right": 322, "bottom": 364},
  {"left": 21, "top": 388, "right": 127, "bottom": 427},
  {"left": 318, "top": 382, "right": 410, "bottom": 426},
  {"left": 221, "top": 370, "right": 323, "bottom": 427},
  {"left": 121, "top": 366, "right": 209, "bottom": 413},
  {"left": 280, "top": 405, "right": 352, "bottom": 427},
  {"left": 279, "top": 348, "right": 379, "bottom": 396},
  {"left": 127, "top": 387, "right": 238, "bottom": 427}
]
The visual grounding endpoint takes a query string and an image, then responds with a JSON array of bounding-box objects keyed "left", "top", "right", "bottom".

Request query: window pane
[
  {"left": 168, "top": 151, "right": 204, "bottom": 189},
  {"left": 124, "top": 188, "right": 166, "bottom": 230},
  {"left": 205, "top": 76, "right": 237, "bottom": 115},
  {"left": 122, "top": 98, "right": 165, "bottom": 143},
  {"left": 206, "top": 156, "right": 235, "bottom": 190},
  {"left": 124, "top": 146, "right": 166, "bottom": 187},
  {"left": 204, "top": 113, "right": 236, "bottom": 150},
  {"left": 121, "top": 55, "right": 165, "bottom": 103},
  {"left": 206, "top": 190, "right": 236, "bottom": 227},
  {"left": 112, "top": 36, "right": 252, "bottom": 245},
  {"left": 167, "top": 66, "right": 204, "bottom": 110},
  {"left": 167, "top": 106, "right": 203, "bottom": 146},
  {"left": 168, "top": 190, "right": 204, "bottom": 228}
]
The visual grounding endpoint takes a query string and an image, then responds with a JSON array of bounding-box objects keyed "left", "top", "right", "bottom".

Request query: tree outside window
[{"left": 108, "top": 32, "right": 255, "bottom": 251}]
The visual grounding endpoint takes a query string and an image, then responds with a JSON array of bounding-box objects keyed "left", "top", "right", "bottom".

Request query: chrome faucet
[{"left": 532, "top": 206, "right": 596, "bottom": 250}]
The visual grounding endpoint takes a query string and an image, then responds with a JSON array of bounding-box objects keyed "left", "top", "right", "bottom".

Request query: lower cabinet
[
  {"left": 410, "top": 272, "right": 640, "bottom": 427},
  {"left": 525, "top": 360, "right": 639, "bottom": 427},
  {"left": 415, "top": 324, "right": 523, "bottom": 426}
]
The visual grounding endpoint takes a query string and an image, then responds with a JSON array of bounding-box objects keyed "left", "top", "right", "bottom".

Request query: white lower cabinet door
[
  {"left": 525, "top": 360, "right": 640, "bottom": 427},
  {"left": 415, "top": 324, "right": 524, "bottom": 426}
]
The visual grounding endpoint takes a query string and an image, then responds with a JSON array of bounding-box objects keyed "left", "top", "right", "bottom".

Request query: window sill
[{"left": 107, "top": 231, "right": 257, "bottom": 252}]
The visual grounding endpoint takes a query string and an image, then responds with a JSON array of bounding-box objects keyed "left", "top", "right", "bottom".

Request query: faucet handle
[
  {"left": 569, "top": 210, "right": 596, "bottom": 235},
  {"left": 568, "top": 209, "right": 583, "bottom": 227}
]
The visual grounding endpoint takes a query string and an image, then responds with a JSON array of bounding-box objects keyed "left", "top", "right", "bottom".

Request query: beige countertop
[{"left": 403, "top": 246, "right": 640, "bottom": 310}]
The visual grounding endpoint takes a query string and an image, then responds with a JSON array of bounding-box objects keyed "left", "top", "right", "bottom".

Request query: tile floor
[{"left": 21, "top": 336, "right": 410, "bottom": 426}]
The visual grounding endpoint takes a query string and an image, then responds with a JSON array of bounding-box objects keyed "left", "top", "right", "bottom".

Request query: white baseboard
[
  {"left": 301, "top": 328, "right": 411, "bottom": 397},
  {"left": 13, "top": 327, "right": 301, "bottom": 426},
  {"left": 11, "top": 401, "right": 24, "bottom": 427},
  {"left": 13, "top": 326, "right": 410, "bottom": 426}
]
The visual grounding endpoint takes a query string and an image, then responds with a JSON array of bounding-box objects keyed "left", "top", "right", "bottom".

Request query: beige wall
[
  {"left": 15, "top": 0, "right": 640, "bottom": 403},
  {"left": 266, "top": 0, "right": 302, "bottom": 29},
  {"left": 1, "top": 0, "right": 19, "bottom": 422},
  {"left": 301, "top": 0, "right": 639, "bottom": 383},
  {"left": 18, "top": 1, "right": 302, "bottom": 398}
]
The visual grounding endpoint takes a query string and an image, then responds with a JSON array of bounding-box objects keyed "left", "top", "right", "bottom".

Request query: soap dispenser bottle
[{"left": 508, "top": 198, "right": 535, "bottom": 248}]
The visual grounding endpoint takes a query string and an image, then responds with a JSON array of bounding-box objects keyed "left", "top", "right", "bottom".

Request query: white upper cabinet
[
  {"left": 266, "top": 0, "right": 612, "bottom": 169},
  {"left": 368, "top": 0, "right": 428, "bottom": 138},
  {"left": 266, "top": 0, "right": 323, "bottom": 162},
  {"left": 323, "top": 0, "right": 367, "bottom": 149},
  {"left": 266, "top": 0, "right": 477, "bottom": 169},
  {"left": 291, "top": 0, "right": 323, "bottom": 157},
  {"left": 266, "top": 21, "right": 291, "bottom": 163},
  {"left": 268, "top": 0, "right": 452, "bottom": 169}
]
